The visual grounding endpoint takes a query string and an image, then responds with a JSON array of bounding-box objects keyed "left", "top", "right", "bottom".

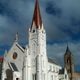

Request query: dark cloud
[
  {"left": 0, "top": 0, "right": 80, "bottom": 43},
  {"left": 45, "top": 1, "right": 62, "bottom": 17},
  {"left": 0, "top": 0, "right": 80, "bottom": 67},
  {"left": 41, "top": 0, "right": 80, "bottom": 43},
  {"left": 71, "top": 17, "right": 80, "bottom": 27},
  {"left": 0, "top": 0, "right": 34, "bottom": 45}
]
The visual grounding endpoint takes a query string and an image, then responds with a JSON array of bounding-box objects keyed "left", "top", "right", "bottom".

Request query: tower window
[
  {"left": 50, "top": 65, "right": 52, "bottom": 71},
  {"left": 67, "top": 59, "right": 69, "bottom": 64},
  {"left": 16, "top": 78, "right": 19, "bottom": 80},
  {"left": 33, "top": 30, "right": 35, "bottom": 33},
  {"left": 68, "top": 70, "right": 70, "bottom": 73},
  {"left": 33, "top": 74, "right": 36, "bottom": 80}
]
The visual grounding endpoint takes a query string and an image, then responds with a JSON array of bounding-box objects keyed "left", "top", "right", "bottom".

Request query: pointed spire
[
  {"left": 66, "top": 44, "right": 69, "bottom": 52},
  {"left": 65, "top": 44, "right": 71, "bottom": 55},
  {"left": 31, "top": 0, "right": 42, "bottom": 29}
]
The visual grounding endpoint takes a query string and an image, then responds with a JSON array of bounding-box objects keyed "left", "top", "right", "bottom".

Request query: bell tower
[
  {"left": 64, "top": 45, "right": 74, "bottom": 80},
  {"left": 28, "top": 0, "right": 46, "bottom": 57},
  {"left": 27, "top": 0, "right": 48, "bottom": 80}
]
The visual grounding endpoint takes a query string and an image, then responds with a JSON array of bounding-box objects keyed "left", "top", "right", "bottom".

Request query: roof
[
  {"left": 31, "top": 0, "right": 42, "bottom": 29},
  {"left": 48, "top": 58, "right": 60, "bottom": 66},
  {"left": 10, "top": 63, "right": 18, "bottom": 71},
  {"left": 16, "top": 44, "right": 24, "bottom": 53}
]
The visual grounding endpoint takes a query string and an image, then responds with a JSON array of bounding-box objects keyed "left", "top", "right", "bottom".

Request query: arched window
[
  {"left": 16, "top": 78, "right": 19, "bottom": 80},
  {"left": 67, "top": 59, "right": 69, "bottom": 64}
]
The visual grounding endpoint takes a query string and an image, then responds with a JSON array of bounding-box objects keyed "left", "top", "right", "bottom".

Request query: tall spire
[
  {"left": 65, "top": 44, "right": 71, "bottom": 55},
  {"left": 66, "top": 44, "right": 69, "bottom": 52},
  {"left": 31, "top": 0, "right": 42, "bottom": 29}
]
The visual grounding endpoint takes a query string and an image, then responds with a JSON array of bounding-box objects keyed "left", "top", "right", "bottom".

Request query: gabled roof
[
  {"left": 9, "top": 62, "right": 18, "bottom": 71},
  {"left": 16, "top": 43, "right": 25, "bottom": 53},
  {"left": 10, "top": 63, "right": 18, "bottom": 71},
  {"left": 31, "top": 0, "right": 42, "bottom": 29}
]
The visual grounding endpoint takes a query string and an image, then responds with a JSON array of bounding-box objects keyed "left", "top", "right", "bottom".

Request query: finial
[
  {"left": 15, "top": 32, "right": 19, "bottom": 42},
  {"left": 66, "top": 43, "right": 69, "bottom": 52},
  {"left": 65, "top": 43, "right": 72, "bottom": 55}
]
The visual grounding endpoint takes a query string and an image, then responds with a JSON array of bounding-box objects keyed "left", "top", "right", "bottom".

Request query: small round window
[{"left": 13, "top": 52, "right": 18, "bottom": 59}]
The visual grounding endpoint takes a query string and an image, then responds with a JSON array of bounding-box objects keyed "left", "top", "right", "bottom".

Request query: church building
[
  {"left": 0, "top": 0, "right": 75, "bottom": 80},
  {"left": 64, "top": 46, "right": 80, "bottom": 80}
]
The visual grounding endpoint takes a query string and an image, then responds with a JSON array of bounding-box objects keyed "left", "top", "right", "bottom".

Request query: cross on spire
[{"left": 31, "top": 0, "right": 42, "bottom": 29}]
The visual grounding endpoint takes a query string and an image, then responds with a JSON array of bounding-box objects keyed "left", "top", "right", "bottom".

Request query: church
[{"left": 0, "top": 0, "right": 80, "bottom": 80}]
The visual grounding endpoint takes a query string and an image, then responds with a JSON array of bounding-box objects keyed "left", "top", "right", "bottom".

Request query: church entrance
[{"left": 6, "top": 69, "right": 13, "bottom": 80}]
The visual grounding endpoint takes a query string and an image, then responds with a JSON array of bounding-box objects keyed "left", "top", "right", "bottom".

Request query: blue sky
[{"left": 0, "top": 0, "right": 80, "bottom": 71}]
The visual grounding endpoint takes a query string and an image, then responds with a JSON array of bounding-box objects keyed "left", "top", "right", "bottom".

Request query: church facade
[{"left": 0, "top": 0, "right": 71, "bottom": 80}]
